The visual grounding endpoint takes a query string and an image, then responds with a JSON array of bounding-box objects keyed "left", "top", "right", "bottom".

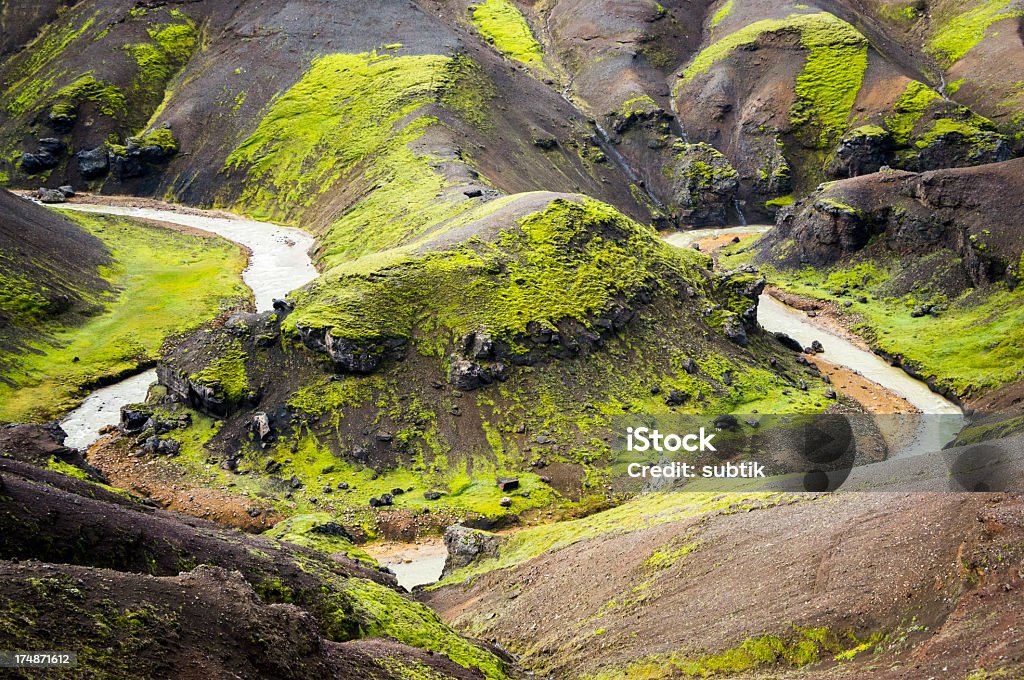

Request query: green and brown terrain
[{"left": 1, "top": 0, "right": 1024, "bottom": 677}]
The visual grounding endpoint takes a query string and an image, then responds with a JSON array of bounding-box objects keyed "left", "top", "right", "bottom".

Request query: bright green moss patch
[
  {"left": 124, "top": 16, "right": 198, "bottom": 95},
  {"left": 788, "top": 18, "right": 868, "bottom": 147},
  {"left": 340, "top": 578, "right": 512, "bottom": 679},
  {"left": 225, "top": 51, "right": 454, "bottom": 230},
  {"left": 765, "top": 195, "right": 795, "bottom": 209},
  {"left": 0, "top": 211, "right": 248, "bottom": 423},
  {"left": 589, "top": 627, "right": 880, "bottom": 678},
  {"left": 0, "top": 272, "right": 51, "bottom": 323},
  {"left": 436, "top": 493, "right": 795, "bottom": 585},
  {"left": 885, "top": 81, "right": 944, "bottom": 145},
  {"left": 928, "top": 0, "right": 1024, "bottom": 67},
  {"left": 710, "top": 0, "right": 735, "bottom": 29},
  {"left": 49, "top": 74, "right": 127, "bottom": 118},
  {"left": 191, "top": 338, "right": 251, "bottom": 403},
  {"left": 263, "top": 513, "right": 375, "bottom": 563},
  {"left": 914, "top": 116, "right": 1002, "bottom": 153},
  {"left": 469, "top": 0, "right": 546, "bottom": 69},
  {"left": 288, "top": 197, "right": 692, "bottom": 345}
]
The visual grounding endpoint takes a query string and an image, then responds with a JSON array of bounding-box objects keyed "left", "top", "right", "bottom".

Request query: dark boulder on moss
[{"left": 443, "top": 525, "right": 505, "bottom": 577}]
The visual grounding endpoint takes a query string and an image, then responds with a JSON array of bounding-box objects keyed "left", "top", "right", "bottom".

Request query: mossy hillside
[
  {"left": 468, "top": 0, "right": 547, "bottom": 70},
  {"left": 156, "top": 197, "right": 830, "bottom": 527},
  {"left": 224, "top": 51, "right": 451, "bottom": 225},
  {"left": 435, "top": 493, "right": 799, "bottom": 585},
  {"left": 1, "top": 6, "right": 195, "bottom": 128},
  {"left": 741, "top": 255, "right": 1024, "bottom": 398},
  {"left": 584, "top": 625, "right": 881, "bottom": 679},
  {"left": 710, "top": 0, "right": 735, "bottom": 29},
  {"left": 886, "top": 81, "right": 944, "bottom": 146},
  {"left": 287, "top": 198, "right": 692, "bottom": 348},
  {"left": 0, "top": 573, "right": 183, "bottom": 679},
  {"left": 339, "top": 578, "right": 512, "bottom": 679},
  {"left": 0, "top": 211, "right": 248, "bottom": 423},
  {"left": 123, "top": 14, "right": 199, "bottom": 98},
  {"left": 928, "top": 0, "right": 1024, "bottom": 67},
  {"left": 787, "top": 16, "right": 868, "bottom": 149},
  {"left": 1, "top": 11, "right": 99, "bottom": 117}
]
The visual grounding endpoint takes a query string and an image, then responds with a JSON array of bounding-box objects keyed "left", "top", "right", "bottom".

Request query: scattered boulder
[
  {"left": 496, "top": 477, "right": 520, "bottom": 492},
  {"left": 57, "top": 185, "right": 75, "bottom": 198},
  {"left": 714, "top": 414, "right": 739, "bottom": 430},
  {"left": 499, "top": 497, "right": 512, "bottom": 508},
  {"left": 120, "top": 405, "right": 154, "bottom": 433},
  {"left": 423, "top": 490, "right": 443, "bottom": 501},
  {"left": 448, "top": 356, "right": 507, "bottom": 391},
  {"left": 442, "top": 525, "right": 505, "bottom": 576},
  {"left": 665, "top": 390, "right": 689, "bottom": 407},
  {"left": 35, "top": 187, "right": 67, "bottom": 203},
  {"left": 775, "top": 332, "right": 803, "bottom": 353}
]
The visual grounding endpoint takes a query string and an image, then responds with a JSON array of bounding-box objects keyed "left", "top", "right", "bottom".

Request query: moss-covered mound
[{"left": 147, "top": 193, "right": 832, "bottom": 532}]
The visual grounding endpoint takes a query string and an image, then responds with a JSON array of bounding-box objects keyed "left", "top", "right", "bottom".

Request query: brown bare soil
[{"left": 423, "top": 492, "right": 1024, "bottom": 679}]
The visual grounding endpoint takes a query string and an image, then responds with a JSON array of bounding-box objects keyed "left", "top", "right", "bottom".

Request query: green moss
[
  {"left": 885, "top": 81, "right": 943, "bottom": 146},
  {"left": 1, "top": 14, "right": 97, "bottom": 116},
  {"left": 225, "top": 51, "right": 460, "bottom": 238},
  {"left": 587, "top": 626, "right": 880, "bottom": 679},
  {"left": 913, "top": 116, "right": 1002, "bottom": 153},
  {"left": 765, "top": 195, "right": 796, "bottom": 208},
  {"left": 436, "top": 493, "right": 794, "bottom": 585},
  {"left": 645, "top": 541, "right": 700, "bottom": 569},
  {"left": 49, "top": 74, "right": 127, "bottom": 118},
  {"left": 0, "top": 211, "right": 248, "bottom": 423},
  {"left": 288, "top": 197, "right": 691, "bottom": 345},
  {"left": 338, "top": 578, "right": 512, "bottom": 679},
  {"left": 710, "top": 0, "right": 735, "bottom": 29},
  {"left": 788, "top": 18, "right": 868, "bottom": 147},
  {"left": 469, "top": 0, "right": 546, "bottom": 69},
  {"left": 752, "top": 257, "right": 1024, "bottom": 397},
  {"left": 124, "top": 17, "right": 198, "bottom": 95},
  {"left": 0, "top": 273, "right": 51, "bottom": 323},
  {"left": 618, "top": 95, "right": 660, "bottom": 118},
  {"left": 191, "top": 338, "right": 251, "bottom": 403},
  {"left": 263, "top": 513, "right": 375, "bottom": 563},
  {"left": 928, "top": 0, "right": 1024, "bottom": 67},
  {"left": 441, "top": 54, "right": 498, "bottom": 130}
]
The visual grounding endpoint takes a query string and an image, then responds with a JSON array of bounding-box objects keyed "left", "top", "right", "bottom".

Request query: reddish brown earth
[{"left": 423, "top": 492, "right": 1024, "bottom": 678}]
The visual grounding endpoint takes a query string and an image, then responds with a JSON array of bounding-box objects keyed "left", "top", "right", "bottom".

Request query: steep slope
[
  {"left": 97, "top": 193, "right": 833, "bottom": 536},
  {"left": 0, "top": 427, "right": 515, "bottom": 679},
  {"left": 0, "top": 204, "right": 248, "bottom": 422},
  {"left": 0, "top": 189, "right": 109, "bottom": 357},
  {"left": 422, "top": 490, "right": 1024, "bottom": 679},
  {"left": 748, "top": 158, "right": 1024, "bottom": 403}
]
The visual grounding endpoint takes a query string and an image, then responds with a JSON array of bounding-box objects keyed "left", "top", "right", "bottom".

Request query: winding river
[
  {"left": 58, "top": 203, "right": 318, "bottom": 450},
  {"left": 663, "top": 225, "right": 964, "bottom": 456}
]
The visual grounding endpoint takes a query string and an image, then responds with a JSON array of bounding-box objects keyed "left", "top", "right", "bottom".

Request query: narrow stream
[
  {"left": 662, "top": 226, "right": 964, "bottom": 456},
  {"left": 57, "top": 203, "right": 319, "bottom": 450}
]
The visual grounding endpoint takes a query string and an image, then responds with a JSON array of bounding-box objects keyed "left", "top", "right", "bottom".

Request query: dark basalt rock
[
  {"left": 76, "top": 147, "right": 110, "bottom": 179},
  {"left": 295, "top": 324, "right": 405, "bottom": 374},
  {"left": 120, "top": 405, "right": 154, "bottom": 433},
  {"left": 829, "top": 127, "right": 893, "bottom": 179},
  {"left": 496, "top": 477, "right": 519, "bottom": 492},
  {"left": 448, "top": 356, "right": 508, "bottom": 391}
]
